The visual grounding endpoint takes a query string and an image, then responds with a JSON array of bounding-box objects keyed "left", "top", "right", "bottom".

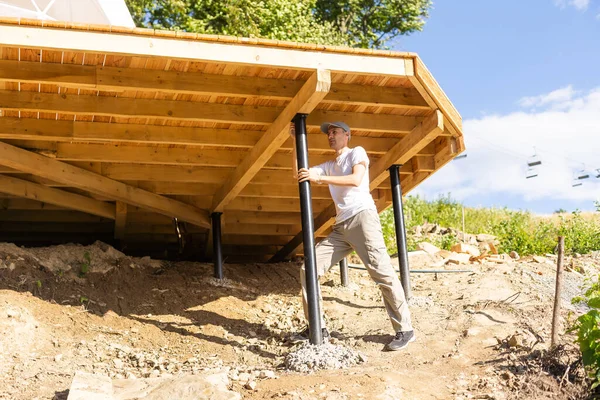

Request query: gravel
[{"left": 285, "top": 342, "right": 364, "bottom": 373}]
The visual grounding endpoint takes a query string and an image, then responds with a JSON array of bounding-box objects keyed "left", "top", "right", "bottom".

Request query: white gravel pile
[{"left": 285, "top": 342, "right": 364, "bottom": 373}]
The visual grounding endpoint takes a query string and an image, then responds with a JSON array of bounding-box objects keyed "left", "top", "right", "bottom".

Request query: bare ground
[{"left": 0, "top": 241, "right": 597, "bottom": 399}]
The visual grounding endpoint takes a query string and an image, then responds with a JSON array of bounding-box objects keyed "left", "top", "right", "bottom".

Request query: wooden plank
[
  {"left": 99, "top": 163, "right": 414, "bottom": 183},
  {"left": 224, "top": 211, "right": 300, "bottom": 225},
  {"left": 0, "top": 142, "right": 211, "bottom": 228},
  {"left": 224, "top": 197, "right": 332, "bottom": 213},
  {"left": 0, "top": 117, "right": 401, "bottom": 154},
  {"left": 47, "top": 143, "right": 336, "bottom": 169},
  {"left": 0, "top": 24, "right": 410, "bottom": 76},
  {"left": 0, "top": 174, "right": 115, "bottom": 219},
  {"left": 212, "top": 70, "right": 331, "bottom": 212},
  {"left": 134, "top": 181, "right": 332, "bottom": 199},
  {"left": 114, "top": 201, "right": 127, "bottom": 239},
  {"left": 0, "top": 91, "right": 421, "bottom": 133},
  {"left": 0, "top": 210, "right": 109, "bottom": 223},
  {"left": 0, "top": 198, "right": 64, "bottom": 210},
  {"left": 271, "top": 110, "right": 444, "bottom": 261},
  {"left": 222, "top": 234, "right": 293, "bottom": 246},
  {"left": 0, "top": 221, "right": 113, "bottom": 233},
  {"left": 0, "top": 60, "right": 428, "bottom": 108}
]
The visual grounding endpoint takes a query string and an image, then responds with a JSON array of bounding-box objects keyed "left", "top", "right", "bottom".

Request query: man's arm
[{"left": 298, "top": 163, "right": 366, "bottom": 187}]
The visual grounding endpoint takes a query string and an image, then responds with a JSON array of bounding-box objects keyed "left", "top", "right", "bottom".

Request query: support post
[
  {"left": 340, "top": 258, "right": 349, "bottom": 287},
  {"left": 551, "top": 236, "right": 565, "bottom": 348},
  {"left": 295, "top": 113, "right": 322, "bottom": 345},
  {"left": 211, "top": 212, "right": 223, "bottom": 280},
  {"left": 389, "top": 165, "right": 412, "bottom": 300}
]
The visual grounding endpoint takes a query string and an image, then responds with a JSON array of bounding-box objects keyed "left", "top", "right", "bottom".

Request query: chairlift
[
  {"left": 454, "top": 153, "right": 467, "bottom": 160},
  {"left": 595, "top": 169, "right": 600, "bottom": 179},
  {"left": 577, "top": 166, "right": 590, "bottom": 180},
  {"left": 527, "top": 148, "right": 542, "bottom": 167},
  {"left": 526, "top": 167, "right": 538, "bottom": 179}
]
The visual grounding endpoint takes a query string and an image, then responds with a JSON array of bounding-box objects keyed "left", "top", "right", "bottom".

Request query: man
[{"left": 289, "top": 121, "right": 414, "bottom": 351}]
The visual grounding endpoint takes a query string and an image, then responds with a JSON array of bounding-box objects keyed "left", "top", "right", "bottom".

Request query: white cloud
[
  {"left": 416, "top": 86, "right": 600, "bottom": 208},
  {"left": 554, "top": 0, "right": 591, "bottom": 10}
]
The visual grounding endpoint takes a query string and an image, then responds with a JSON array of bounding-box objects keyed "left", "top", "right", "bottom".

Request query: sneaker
[
  {"left": 289, "top": 326, "right": 330, "bottom": 344},
  {"left": 386, "top": 330, "right": 416, "bottom": 351}
]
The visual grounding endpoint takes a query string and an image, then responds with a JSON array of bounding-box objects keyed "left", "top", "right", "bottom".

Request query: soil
[{"left": 0, "top": 241, "right": 598, "bottom": 399}]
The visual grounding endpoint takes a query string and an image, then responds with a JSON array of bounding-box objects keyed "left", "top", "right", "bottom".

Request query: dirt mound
[{"left": 0, "top": 241, "right": 596, "bottom": 399}]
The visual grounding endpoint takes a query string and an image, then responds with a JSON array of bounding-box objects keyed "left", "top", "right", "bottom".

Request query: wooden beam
[
  {"left": 224, "top": 197, "right": 332, "bottom": 213},
  {"left": 0, "top": 60, "right": 428, "bottom": 109},
  {"left": 0, "top": 117, "right": 402, "bottom": 154},
  {"left": 0, "top": 90, "right": 420, "bottom": 133},
  {"left": 0, "top": 210, "right": 109, "bottom": 223},
  {"left": 211, "top": 70, "right": 331, "bottom": 212},
  {"left": 0, "top": 24, "right": 411, "bottom": 76},
  {"left": 224, "top": 211, "right": 300, "bottom": 225},
  {"left": 0, "top": 174, "right": 115, "bottom": 219},
  {"left": 0, "top": 198, "right": 64, "bottom": 210},
  {"left": 271, "top": 110, "right": 444, "bottom": 261},
  {"left": 0, "top": 142, "right": 211, "bottom": 228},
  {"left": 114, "top": 201, "right": 127, "bottom": 240}
]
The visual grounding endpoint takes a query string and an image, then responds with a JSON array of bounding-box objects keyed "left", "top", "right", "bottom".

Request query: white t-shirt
[{"left": 311, "top": 147, "right": 377, "bottom": 224}]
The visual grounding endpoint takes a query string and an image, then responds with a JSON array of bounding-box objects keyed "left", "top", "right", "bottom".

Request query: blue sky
[{"left": 393, "top": 0, "right": 600, "bottom": 213}]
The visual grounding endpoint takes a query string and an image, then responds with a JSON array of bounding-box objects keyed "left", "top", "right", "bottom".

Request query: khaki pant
[{"left": 300, "top": 209, "right": 413, "bottom": 332}]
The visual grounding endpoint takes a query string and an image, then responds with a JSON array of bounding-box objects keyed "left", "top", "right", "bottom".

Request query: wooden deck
[{"left": 0, "top": 18, "right": 464, "bottom": 261}]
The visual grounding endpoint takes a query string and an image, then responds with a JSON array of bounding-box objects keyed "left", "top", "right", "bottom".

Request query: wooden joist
[
  {"left": 0, "top": 117, "right": 402, "bottom": 154},
  {"left": 0, "top": 142, "right": 211, "bottom": 228},
  {"left": 0, "top": 90, "right": 421, "bottom": 133},
  {"left": 211, "top": 70, "right": 331, "bottom": 212},
  {"left": 0, "top": 174, "right": 115, "bottom": 219},
  {"left": 0, "top": 60, "right": 429, "bottom": 109}
]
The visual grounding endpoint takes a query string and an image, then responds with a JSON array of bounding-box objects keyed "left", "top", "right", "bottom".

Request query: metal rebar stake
[
  {"left": 294, "top": 113, "right": 322, "bottom": 345},
  {"left": 339, "top": 257, "right": 349, "bottom": 287},
  {"left": 389, "top": 165, "right": 412, "bottom": 300},
  {"left": 211, "top": 212, "right": 223, "bottom": 280}
]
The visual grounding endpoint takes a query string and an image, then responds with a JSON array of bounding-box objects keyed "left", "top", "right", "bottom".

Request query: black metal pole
[
  {"left": 294, "top": 113, "right": 322, "bottom": 345},
  {"left": 339, "top": 257, "right": 349, "bottom": 287},
  {"left": 211, "top": 212, "right": 223, "bottom": 280},
  {"left": 389, "top": 165, "right": 411, "bottom": 300}
]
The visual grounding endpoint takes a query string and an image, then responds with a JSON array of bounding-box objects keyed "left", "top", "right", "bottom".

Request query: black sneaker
[
  {"left": 386, "top": 330, "right": 416, "bottom": 351},
  {"left": 289, "top": 326, "right": 330, "bottom": 344}
]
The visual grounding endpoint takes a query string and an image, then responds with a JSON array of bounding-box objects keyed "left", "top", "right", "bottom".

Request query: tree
[
  {"left": 595, "top": 201, "right": 600, "bottom": 212},
  {"left": 124, "top": 0, "right": 431, "bottom": 49}
]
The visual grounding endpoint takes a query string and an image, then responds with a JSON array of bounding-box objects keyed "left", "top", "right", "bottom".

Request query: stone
[
  {"left": 476, "top": 234, "right": 496, "bottom": 243},
  {"left": 67, "top": 372, "right": 113, "bottom": 400},
  {"left": 112, "top": 372, "right": 241, "bottom": 400},
  {"left": 259, "top": 370, "right": 275, "bottom": 379},
  {"left": 417, "top": 242, "right": 441, "bottom": 256},
  {"left": 54, "top": 354, "right": 63, "bottom": 362},
  {"left": 532, "top": 256, "right": 547, "bottom": 264},
  {"left": 451, "top": 243, "right": 481, "bottom": 257},
  {"left": 113, "top": 359, "right": 124, "bottom": 369},
  {"left": 447, "top": 253, "right": 472, "bottom": 265},
  {"left": 509, "top": 251, "right": 520, "bottom": 260},
  {"left": 245, "top": 381, "right": 257, "bottom": 390}
]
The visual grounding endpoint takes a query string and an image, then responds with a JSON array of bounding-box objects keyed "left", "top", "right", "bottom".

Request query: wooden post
[{"left": 551, "top": 236, "right": 565, "bottom": 348}]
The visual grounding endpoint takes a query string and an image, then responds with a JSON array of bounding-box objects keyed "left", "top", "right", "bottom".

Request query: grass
[{"left": 380, "top": 194, "right": 600, "bottom": 256}]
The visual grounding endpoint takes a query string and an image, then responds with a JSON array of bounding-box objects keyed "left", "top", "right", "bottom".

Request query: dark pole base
[
  {"left": 211, "top": 212, "right": 223, "bottom": 280},
  {"left": 389, "top": 165, "right": 412, "bottom": 300},
  {"left": 339, "top": 258, "right": 349, "bottom": 287},
  {"left": 294, "top": 113, "right": 322, "bottom": 345}
]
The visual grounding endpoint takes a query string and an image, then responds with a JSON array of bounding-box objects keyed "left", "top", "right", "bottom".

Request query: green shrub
[
  {"left": 381, "top": 195, "right": 600, "bottom": 256},
  {"left": 570, "top": 276, "right": 600, "bottom": 388}
]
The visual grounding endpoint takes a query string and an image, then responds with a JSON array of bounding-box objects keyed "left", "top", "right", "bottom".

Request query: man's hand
[
  {"left": 297, "top": 168, "right": 320, "bottom": 184},
  {"left": 289, "top": 123, "right": 295, "bottom": 139}
]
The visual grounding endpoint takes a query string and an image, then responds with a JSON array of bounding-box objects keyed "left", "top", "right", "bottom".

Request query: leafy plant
[
  {"left": 79, "top": 252, "right": 91, "bottom": 277},
  {"left": 570, "top": 277, "right": 600, "bottom": 388}
]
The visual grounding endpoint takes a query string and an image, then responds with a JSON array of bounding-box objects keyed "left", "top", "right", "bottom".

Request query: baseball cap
[{"left": 320, "top": 121, "right": 351, "bottom": 135}]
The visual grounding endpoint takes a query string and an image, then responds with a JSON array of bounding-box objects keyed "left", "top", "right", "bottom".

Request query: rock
[
  {"left": 54, "top": 354, "right": 63, "bottom": 362},
  {"left": 509, "top": 251, "right": 520, "bottom": 260},
  {"left": 6, "top": 309, "right": 19, "bottom": 318},
  {"left": 259, "top": 370, "right": 275, "bottom": 379},
  {"left": 245, "top": 381, "right": 257, "bottom": 390},
  {"left": 112, "top": 372, "right": 241, "bottom": 400},
  {"left": 238, "top": 372, "right": 251, "bottom": 383},
  {"left": 476, "top": 234, "right": 496, "bottom": 243},
  {"left": 447, "top": 253, "right": 472, "bottom": 265},
  {"left": 67, "top": 372, "right": 113, "bottom": 400},
  {"left": 532, "top": 256, "right": 547, "bottom": 264},
  {"left": 451, "top": 243, "right": 481, "bottom": 257},
  {"left": 417, "top": 242, "right": 441, "bottom": 255}
]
